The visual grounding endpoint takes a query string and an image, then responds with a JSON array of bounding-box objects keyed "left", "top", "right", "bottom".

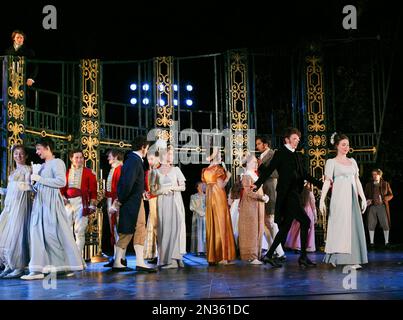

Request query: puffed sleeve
[
  {"left": 175, "top": 167, "right": 186, "bottom": 184},
  {"left": 216, "top": 166, "right": 226, "bottom": 180},
  {"left": 324, "top": 159, "right": 335, "bottom": 182},
  {"left": 201, "top": 168, "right": 205, "bottom": 183},
  {"left": 351, "top": 158, "right": 359, "bottom": 176}
]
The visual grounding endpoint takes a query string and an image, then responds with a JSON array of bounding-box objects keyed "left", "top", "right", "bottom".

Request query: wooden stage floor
[{"left": 1, "top": 248, "right": 403, "bottom": 300}]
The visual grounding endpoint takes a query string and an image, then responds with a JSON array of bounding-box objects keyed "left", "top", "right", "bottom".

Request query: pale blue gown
[{"left": 28, "top": 158, "right": 85, "bottom": 273}]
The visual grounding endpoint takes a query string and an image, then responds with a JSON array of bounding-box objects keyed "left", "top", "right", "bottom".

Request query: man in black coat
[
  {"left": 112, "top": 135, "right": 156, "bottom": 273},
  {"left": 5, "top": 30, "right": 38, "bottom": 86},
  {"left": 254, "top": 127, "right": 323, "bottom": 268}
]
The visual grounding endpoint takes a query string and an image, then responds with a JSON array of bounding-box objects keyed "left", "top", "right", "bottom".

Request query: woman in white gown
[
  {"left": 0, "top": 145, "right": 32, "bottom": 279},
  {"left": 151, "top": 146, "right": 187, "bottom": 269},
  {"left": 21, "top": 138, "right": 86, "bottom": 280},
  {"left": 320, "top": 133, "right": 368, "bottom": 269},
  {"left": 190, "top": 181, "right": 206, "bottom": 255}
]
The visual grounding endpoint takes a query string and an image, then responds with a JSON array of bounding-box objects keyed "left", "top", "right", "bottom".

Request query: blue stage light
[
  {"left": 142, "top": 84, "right": 150, "bottom": 91},
  {"left": 159, "top": 84, "right": 165, "bottom": 92},
  {"left": 130, "top": 83, "right": 137, "bottom": 91},
  {"left": 186, "top": 84, "right": 193, "bottom": 92},
  {"left": 186, "top": 99, "right": 193, "bottom": 106},
  {"left": 173, "top": 99, "right": 178, "bottom": 106},
  {"left": 159, "top": 99, "right": 166, "bottom": 106},
  {"left": 173, "top": 84, "right": 178, "bottom": 91},
  {"left": 142, "top": 98, "right": 150, "bottom": 105},
  {"left": 130, "top": 98, "right": 137, "bottom": 105}
]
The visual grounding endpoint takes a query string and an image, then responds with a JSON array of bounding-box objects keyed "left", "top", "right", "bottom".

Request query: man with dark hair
[
  {"left": 111, "top": 136, "right": 156, "bottom": 273},
  {"left": 5, "top": 30, "right": 38, "bottom": 86},
  {"left": 61, "top": 149, "right": 98, "bottom": 258},
  {"left": 103, "top": 149, "right": 124, "bottom": 267},
  {"left": 254, "top": 127, "right": 323, "bottom": 268},
  {"left": 256, "top": 135, "right": 285, "bottom": 260},
  {"left": 364, "top": 168, "right": 393, "bottom": 249}
]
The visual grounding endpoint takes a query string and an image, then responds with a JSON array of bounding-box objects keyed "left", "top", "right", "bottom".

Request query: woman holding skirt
[{"left": 21, "top": 138, "right": 85, "bottom": 280}]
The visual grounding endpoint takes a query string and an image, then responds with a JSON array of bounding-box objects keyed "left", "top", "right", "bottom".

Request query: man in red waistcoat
[
  {"left": 61, "top": 149, "right": 97, "bottom": 257},
  {"left": 103, "top": 149, "right": 124, "bottom": 267}
]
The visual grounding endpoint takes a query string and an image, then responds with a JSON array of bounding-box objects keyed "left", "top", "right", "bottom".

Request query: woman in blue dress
[{"left": 21, "top": 138, "right": 85, "bottom": 280}]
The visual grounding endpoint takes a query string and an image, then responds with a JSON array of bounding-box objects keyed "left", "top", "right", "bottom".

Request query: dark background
[
  {"left": 0, "top": 0, "right": 400, "bottom": 60},
  {"left": 1, "top": 0, "right": 402, "bottom": 250}
]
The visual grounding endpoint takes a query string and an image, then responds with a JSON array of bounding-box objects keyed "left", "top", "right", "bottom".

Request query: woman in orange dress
[{"left": 201, "top": 148, "right": 236, "bottom": 265}]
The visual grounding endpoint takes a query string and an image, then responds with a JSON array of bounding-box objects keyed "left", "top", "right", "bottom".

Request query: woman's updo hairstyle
[{"left": 330, "top": 132, "right": 349, "bottom": 149}]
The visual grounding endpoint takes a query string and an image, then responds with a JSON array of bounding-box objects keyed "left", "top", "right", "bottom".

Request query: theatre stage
[{"left": 1, "top": 249, "right": 403, "bottom": 300}]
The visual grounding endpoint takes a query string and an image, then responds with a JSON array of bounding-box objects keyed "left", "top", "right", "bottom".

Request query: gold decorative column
[
  {"left": 227, "top": 51, "right": 249, "bottom": 177},
  {"left": 305, "top": 55, "right": 327, "bottom": 248},
  {"left": 154, "top": 56, "right": 174, "bottom": 142},
  {"left": 4, "top": 56, "right": 26, "bottom": 177},
  {"left": 80, "top": 59, "right": 106, "bottom": 262}
]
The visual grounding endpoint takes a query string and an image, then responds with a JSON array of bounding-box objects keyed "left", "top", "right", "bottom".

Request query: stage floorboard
[{"left": 1, "top": 249, "right": 403, "bottom": 300}]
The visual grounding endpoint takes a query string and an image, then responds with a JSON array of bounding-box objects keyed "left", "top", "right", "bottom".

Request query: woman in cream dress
[
  {"left": 0, "top": 145, "right": 32, "bottom": 279},
  {"left": 151, "top": 147, "right": 187, "bottom": 269}
]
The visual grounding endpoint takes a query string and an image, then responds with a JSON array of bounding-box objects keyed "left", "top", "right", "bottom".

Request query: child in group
[{"left": 285, "top": 182, "right": 317, "bottom": 252}]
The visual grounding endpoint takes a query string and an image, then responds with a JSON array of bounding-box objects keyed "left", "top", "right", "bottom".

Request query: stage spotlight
[
  {"left": 173, "top": 84, "right": 178, "bottom": 91},
  {"left": 142, "top": 83, "right": 150, "bottom": 91},
  {"left": 142, "top": 98, "right": 150, "bottom": 105},
  {"left": 186, "top": 84, "right": 193, "bottom": 92},
  {"left": 186, "top": 99, "right": 193, "bottom": 106},
  {"left": 173, "top": 99, "right": 178, "bottom": 106},
  {"left": 158, "top": 84, "right": 165, "bottom": 92},
  {"left": 130, "top": 83, "right": 137, "bottom": 91},
  {"left": 130, "top": 98, "right": 137, "bottom": 105},
  {"left": 159, "top": 99, "right": 166, "bottom": 106}
]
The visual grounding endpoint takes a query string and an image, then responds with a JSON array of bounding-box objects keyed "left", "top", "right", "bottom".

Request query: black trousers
[{"left": 267, "top": 190, "right": 311, "bottom": 257}]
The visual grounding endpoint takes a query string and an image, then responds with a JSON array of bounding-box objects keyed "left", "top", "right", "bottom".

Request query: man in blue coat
[{"left": 112, "top": 136, "right": 156, "bottom": 273}]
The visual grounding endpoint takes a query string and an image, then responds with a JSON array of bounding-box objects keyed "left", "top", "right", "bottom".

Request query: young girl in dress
[
  {"left": 238, "top": 155, "right": 269, "bottom": 264},
  {"left": 190, "top": 181, "right": 206, "bottom": 256}
]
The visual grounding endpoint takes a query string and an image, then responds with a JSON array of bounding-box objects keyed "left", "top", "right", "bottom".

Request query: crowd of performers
[{"left": 0, "top": 127, "right": 394, "bottom": 280}]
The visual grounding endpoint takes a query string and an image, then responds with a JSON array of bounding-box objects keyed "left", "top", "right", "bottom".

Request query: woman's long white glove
[
  {"left": 319, "top": 179, "right": 331, "bottom": 216},
  {"left": 169, "top": 185, "right": 186, "bottom": 192},
  {"left": 355, "top": 175, "right": 367, "bottom": 214}
]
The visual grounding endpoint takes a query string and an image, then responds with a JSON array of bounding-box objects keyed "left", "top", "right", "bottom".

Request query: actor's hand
[
  {"left": 361, "top": 200, "right": 367, "bottom": 214},
  {"left": 31, "top": 162, "right": 41, "bottom": 174},
  {"left": 262, "top": 194, "right": 270, "bottom": 203},
  {"left": 319, "top": 200, "right": 326, "bottom": 216},
  {"left": 366, "top": 199, "right": 372, "bottom": 206},
  {"left": 31, "top": 174, "right": 41, "bottom": 183}
]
